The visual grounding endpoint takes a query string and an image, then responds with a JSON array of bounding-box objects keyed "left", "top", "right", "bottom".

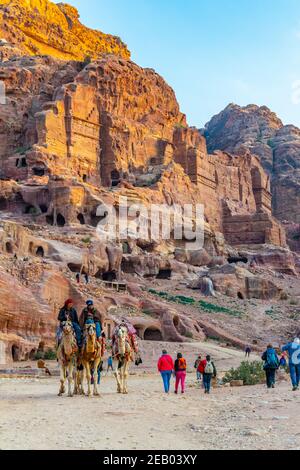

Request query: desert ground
[{"left": 1, "top": 341, "right": 299, "bottom": 451}]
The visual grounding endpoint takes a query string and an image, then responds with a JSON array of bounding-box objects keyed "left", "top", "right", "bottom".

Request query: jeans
[
  {"left": 196, "top": 371, "right": 202, "bottom": 381},
  {"left": 265, "top": 368, "right": 276, "bottom": 388},
  {"left": 85, "top": 319, "right": 101, "bottom": 338},
  {"left": 175, "top": 371, "right": 186, "bottom": 393},
  {"left": 160, "top": 371, "right": 172, "bottom": 393},
  {"left": 289, "top": 364, "right": 300, "bottom": 388},
  {"left": 203, "top": 373, "right": 212, "bottom": 392}
]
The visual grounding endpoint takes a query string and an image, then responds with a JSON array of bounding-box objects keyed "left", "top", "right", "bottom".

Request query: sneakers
[{"left": 292, "top": 386, "right": 298, "bottom": 392}]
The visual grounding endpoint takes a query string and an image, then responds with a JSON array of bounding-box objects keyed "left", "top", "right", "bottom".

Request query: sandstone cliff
[
  {"left": 0, "top": 0, "right": 298, "bottom": 365},
  {"left": 0, "top": 0, "right": 130, "bottom": 61},
  {"left": 204, "top": 104, "right": 300, "bottom": 232}
]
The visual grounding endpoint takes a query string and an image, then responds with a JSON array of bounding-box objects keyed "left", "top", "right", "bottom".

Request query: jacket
[
  {"left": 262, "top": 348, "right": 279, "bottom": 370},
  {"left": 174, "top": 358, "right": 187, "bottom": 372},
  {"left": 198, "top": 359, "right": 216, "bottom": 376},
  {"left": 282, "top": 342, "right": 300, "bottom": 366},
  {"left": 157, "top": 354, "right": 174, "bottom": 372},
  {"left": 58, "top": 307, "right": 79, "bottom": 324},
  {"left": 79, "top": 307, "right": 102, "bottom": 329}
]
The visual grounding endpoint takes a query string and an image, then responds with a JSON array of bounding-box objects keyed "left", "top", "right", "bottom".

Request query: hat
[
  {"left": 294, "top": 338, "right": 300, "bottom": 345},
  {"left": 86, "top": 300, "right": 94, "bottom": 306},
  {"left": 64, "top": 298, "right": 73, "bottom": 306}
]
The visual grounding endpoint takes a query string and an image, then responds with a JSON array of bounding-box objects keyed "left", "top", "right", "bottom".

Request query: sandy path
[{"left": 1, "top": 373, "right": 300, "bottom": 450}]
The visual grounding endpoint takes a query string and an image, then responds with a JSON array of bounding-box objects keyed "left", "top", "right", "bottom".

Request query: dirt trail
[{"left": 1, "top": 372, "right": 299, "bottom": 450}]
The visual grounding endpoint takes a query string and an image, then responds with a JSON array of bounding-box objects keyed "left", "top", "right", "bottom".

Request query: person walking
[
  {"left": 201, "top": 355, "right": 217, "bottom": 394},
  {"left": 157, "top": 350, "right": 174, "bottom": 394},
  {"left": 262, "top": 344, "right": 280, "bottom": 389},
  {"left": 282, "top": 338, "right": 300, "bottom": 391},
  {"left": 245, "top": 346, "right": 252, "bottom": 358},
  {"left": 174, "top": 353, "right": 187, "bottom": 394},
  {"left": 194, "top": 355, "right": 202, "bottom": 382}
]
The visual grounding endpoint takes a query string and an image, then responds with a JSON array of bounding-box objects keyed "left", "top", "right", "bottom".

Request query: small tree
[{"left": 223, "top": 361, "right": 265, "bottom": 386}]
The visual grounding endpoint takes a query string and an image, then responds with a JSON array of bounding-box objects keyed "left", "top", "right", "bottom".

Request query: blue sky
[{"left": 57, "top": 0, "right": 300, "bottom": 127}]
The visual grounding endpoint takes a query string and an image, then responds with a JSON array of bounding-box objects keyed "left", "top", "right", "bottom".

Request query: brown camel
[
  {"left": 80, "top": 322, "right": 102, "bottom": 397},
  {"left": 56, "top": 320, "right": 78, "bottom": 397}
]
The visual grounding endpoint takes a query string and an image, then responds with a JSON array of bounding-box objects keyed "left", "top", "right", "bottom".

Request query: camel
[
  {"left": 56, "top": 320, "right": 78, "bottom": 397},
  {"left": 112, "top": 324, "right": 139, "bottom": 394},
  {"left": 80, "top": 322, "right": 102, "bottom": 397}
]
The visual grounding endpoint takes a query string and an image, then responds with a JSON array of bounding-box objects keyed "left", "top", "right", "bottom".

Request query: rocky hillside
[
  {"left": 0, "top": 0, "right": 299, "bottom": 365},
  {"left": 0, "top": 0, "right": 130, "bottom": 61},
  {"left": 204, "top": 104, "right": 300, "bottom": 232}
]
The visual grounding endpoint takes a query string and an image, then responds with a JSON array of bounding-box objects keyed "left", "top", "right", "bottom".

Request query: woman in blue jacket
[{"left": 282, "top": 338, "right": 300, "bottom": 391}]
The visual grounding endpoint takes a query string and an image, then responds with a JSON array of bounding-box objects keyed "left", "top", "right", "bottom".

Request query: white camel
[{"left": 56, "top": 321, "right": 78, "bottom": 397}]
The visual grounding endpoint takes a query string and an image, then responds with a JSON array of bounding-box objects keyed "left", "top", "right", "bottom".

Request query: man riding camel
[
  {"left": 57, "top": 298, "right": 82, "bottom": 347},
  {"left": 79, "top": 300, "right": 102, "bottom": 342}
]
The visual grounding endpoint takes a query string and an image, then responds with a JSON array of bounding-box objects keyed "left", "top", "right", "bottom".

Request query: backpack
[
  {"left": 266, "top": 349, "right": 279, "bottom": 369},
  {"left": 204, "top": 361, "right": 214, "bottom": 375},
  {"left": 178, "top": 358, "right": 186, "bottom": 370}
]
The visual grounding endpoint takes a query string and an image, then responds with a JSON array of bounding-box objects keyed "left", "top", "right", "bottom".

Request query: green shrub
[
  {"left": 44, "top": 349, "right": 57, "bottom": 360},
  {"left": 33, "top": 351, "right": 44, "bottom": 360},
  {"left": 148, "top": 289, "right": 242, "bottom": 318},
  {"left": 223, "top": 361, "right": 265, "bottom": 386},
  {"left": 184, "top": 331, "right": 193, "bottom": 339}
]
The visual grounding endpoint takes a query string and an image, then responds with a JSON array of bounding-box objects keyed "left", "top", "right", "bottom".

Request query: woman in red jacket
[{"left": 157, "top": 350, "right": 174, "bottom": 393}]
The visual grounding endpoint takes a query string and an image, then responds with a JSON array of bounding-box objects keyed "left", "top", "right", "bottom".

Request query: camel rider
[
  {"left": 80, "top": 300, "right": 102, "bottom": 342},
  {"left": 57, "top": 299, "right": 82, "bottom": 347}
]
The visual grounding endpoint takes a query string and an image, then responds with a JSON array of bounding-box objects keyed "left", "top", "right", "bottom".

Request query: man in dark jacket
[
  {"left": 57, "top": 298, "right": 82, "bottom": 347},
  {"left": 262, "top": 344, "right": 279, "bottom": 389},
  {"left": 79, "top": 300, "right": 102, "bottom": 341}
]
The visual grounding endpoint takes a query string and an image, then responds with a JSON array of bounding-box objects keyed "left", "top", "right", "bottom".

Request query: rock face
[
  {"left": 0, "top": 54, "right": 286, "bottom": 249},
  {"left": 0, "top": 0, "right": 130, "bottom": 61},
  {"left": 204, "top": 104, "right": 300, "bottom": 249},
  {"left": 0, "top": 0, "right": 297, "bottom": 363}
]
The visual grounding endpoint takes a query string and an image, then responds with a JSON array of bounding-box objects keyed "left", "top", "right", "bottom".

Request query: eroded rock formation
[
  {"left": 204, "top": 104, "right": 300, "bottom": 249},
  {"left": 0, "top": 0, "right": 130, "bottom": 61},
  {"left": 0, "top": 0, "right": 298, "bottom": 364}
]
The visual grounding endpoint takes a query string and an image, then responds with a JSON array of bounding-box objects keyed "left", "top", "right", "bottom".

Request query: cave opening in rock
[
  {"left": 228, "top": 256, "right": 248, "bottom": 264},
  {"left": 15, "top": 158, "right": 20, "bottom": 167},
  {"left": 36, "top": 246, "right": 44, "bottom": 257},
  {"left": 5, "top": 241, "right": 13, "bottom": 254},
  {"left": 122, "top": 241, "right": 131, "bottom": 254},
  {"left": 77, "top": 213, "right": 85, "bottom": 225},
  {"left": 156, "top": 269, "right": 172, "bottom": 280},
  {"left": 237, "top": 292, "right": 245, "bottom": 300},
  {"left": 121, "top": 258, "right": 136, "bottom": 274},
  {"left": 46, "top": 214, "right": 54, "bottom": 225},
  {"left": 33, "top": 167, "right": 45, "bottom": 176},
  {"left": 11, "top": 344, "right": 20, "bottom": 362},
  {"left": 90, "top": 209, "right": 108, "bottom": 228},
  {"left": 102, "top": 271, "right": 117, "bottom": 282},
  {"left": 82, "top": 174, "right": 87, "bottom": 182},
  {"left": 57, "top": 213, "right": 66, "bottom": 227},
  {"left": 0, "top": 197, "right": 7, "bottom": 210},
  {"left": 68, "top": 263, "right": 82, "bottom": 273},
  {"left": 173, "top": 315, "right": 180, "bottom": 330},
  {"left": 29, "top": 349, "right": 36, "bottom": 360},
  {"left": 21, "top": 157, "right": 27, "bottom": 168},
  {"left": 24, "top": 205, "right": 36, "bottom": 215},
  {"left": 111, "top": 170, "right": 121, "bottom": 187},
  {"left": 39, "top": 204, "right": 48, "bottom": 214},
  {"left": 144, "top": 328, "right": 163, "bottom": 341}
]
